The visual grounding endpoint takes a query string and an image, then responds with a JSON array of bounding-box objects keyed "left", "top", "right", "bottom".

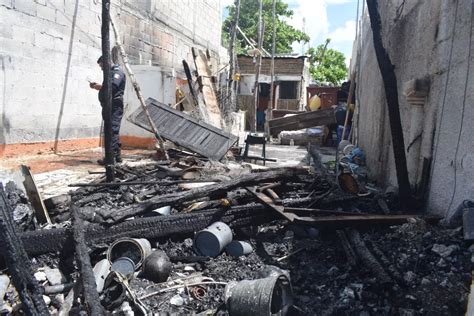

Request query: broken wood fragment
[
  {"left": 268, "top": 108, "right": 336, "bottom": 135},
  {"left": 347, "top": 229, "right": 392, "bottom": 285},
  {"left": 336, "top": 230, "right": 357, "bottom": 267},
  {"left": 294, "top": 214, "right": 440, "bottom": 228},
  {"left": 109, "top": 13, "right": 168, "bottom": 160},
  {"left": 81, "top": 168, "right": 303, "bottom": 224},
  {"left": 0, "top": 185, "right": 49, "bottom": 315},
  {"left": 71, "top": 207, "right": 104, "bottom": 315},
  {"left": 285, "top": 207, "right": 369, "bottom": 216},
  {"left": 68, "top": 179, "right": 220, "bottom": 187},
  {"left": 20, "top": 165, "right": 51, "bottom": 225},
  {"left": 192, "top": 47, "right": 223, "bottom": 129},
  {"left": 20, "top": 204, "right": 275, "bottom": 256}
]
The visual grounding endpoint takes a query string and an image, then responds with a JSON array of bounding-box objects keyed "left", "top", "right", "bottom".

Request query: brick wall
[{"left": 0, "top": 0, "right": 223, "bottom": 150}]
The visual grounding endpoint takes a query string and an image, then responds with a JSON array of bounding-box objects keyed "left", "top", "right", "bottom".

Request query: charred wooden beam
[
  {"left": 80, "top": 168, "right": 304, "bottom": 224},
  {"left": 0, "top": 185, "right": 50, "bottom": 315},
  {"left": 68, "top": 179, "right": 220, "bottom": 187},
  {"left": 72, "top": 207, "right": 104, "bottom": 315},
  {"left": 336, "top": 230, "right": 357, "bottom": 267},
  {"left": 294, "top": 214, "right": 440, "bottom": 228},
  {"left": 20, "top": 204, "right": 274, "bottom": 256},
  {"left": 366, "top": 0, "right": 411, "bottom": 207},
  {"left": 347, "top": 229, "right": 392, "bottom": 285},
  {"left": 268, "top": 108, "right": 336, "bottom": 135},
  {"left": 285, "top": 207, "right": 369, "bottom": 216}
]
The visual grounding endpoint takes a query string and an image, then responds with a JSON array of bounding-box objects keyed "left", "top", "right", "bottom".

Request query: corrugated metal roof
[
  {"left": 237, "top": 54, "right": 309, "bottom": 59},
  {"left": 127, "top": 98, "right": 238, "bottom": 161}
]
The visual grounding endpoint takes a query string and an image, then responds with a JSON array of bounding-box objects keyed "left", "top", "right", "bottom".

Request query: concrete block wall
[
  {"left": 0, "top": 0, "right": 224, "bottom": 155},
  {"left": 356, "top": 0, "right": 474, "bottom": 217}
]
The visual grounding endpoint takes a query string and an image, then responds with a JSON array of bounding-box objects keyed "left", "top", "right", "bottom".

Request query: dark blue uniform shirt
[{"left": 99, "top": 64, "right": 126, "bottom": 103}]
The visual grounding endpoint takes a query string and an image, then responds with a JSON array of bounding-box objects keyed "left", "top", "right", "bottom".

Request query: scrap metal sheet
[{"left": 128, "top": 98, "right": 238, "bottom": 160}]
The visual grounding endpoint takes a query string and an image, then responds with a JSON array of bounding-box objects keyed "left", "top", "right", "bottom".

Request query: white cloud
[
  {"left": 325, "top": 0, "right": 353, "bottom": 4},
  {"left": 327, "top": 20, "right": 356, "bottom": 43},
  {"left": 286, "top": 0, "right": 329, "bottom": 53},
  {"left": 221, "top": 0, "right": 234, "bottom": 8}
]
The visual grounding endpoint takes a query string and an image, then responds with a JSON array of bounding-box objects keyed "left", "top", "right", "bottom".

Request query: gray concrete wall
[
  {"left": 356, "top": 0, "right": 474, "bottom": 216},
  {"left": 0, "top": 0, "right": 223, "bottom": 147}
]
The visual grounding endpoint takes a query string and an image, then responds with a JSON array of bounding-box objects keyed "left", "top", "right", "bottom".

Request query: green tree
[
  {"left": 223, "top": 0, "right": 310, "bottom": 54},
  {"left": 307, "top": 39, "right": 348, "bottom": 85}
]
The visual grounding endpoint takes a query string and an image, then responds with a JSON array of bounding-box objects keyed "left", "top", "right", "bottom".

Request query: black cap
[{"left": 97, "top": 56, "right": 103, "bottom": 64}]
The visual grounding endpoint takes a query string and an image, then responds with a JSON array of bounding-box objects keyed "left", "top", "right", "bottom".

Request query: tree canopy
[
  {"left": 223, "top": 0, "right": 310, "bottom": 54},
  {"left": 307, "top": 39, "right": 348, "bottom": 85}
]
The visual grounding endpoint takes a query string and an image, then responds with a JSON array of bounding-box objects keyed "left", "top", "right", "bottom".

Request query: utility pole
[
  {"left": 266, "top": 0, "right": 276, "bottom": 135},
  {"left": 228, "top": 0, "right": 241, "bottom": 114},
  {"left": 366, "top": 0, "right": 411, "bottom": 208},
  {"left": 252, "top": 0, "right": 263, "bottom": 133},
  {"left": 101, "top": 0, "right": 114, "bottom": 182}
]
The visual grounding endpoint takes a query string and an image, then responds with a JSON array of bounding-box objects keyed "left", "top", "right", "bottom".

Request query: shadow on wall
[
  {"left": 53, "top": 0, "right": 80, "bottom": 153},
  {"left": 0, "top": 55, "right": 11, "bottom": 155}
]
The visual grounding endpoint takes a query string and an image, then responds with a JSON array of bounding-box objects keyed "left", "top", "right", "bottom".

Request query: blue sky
[{"left": 222, "top": 0, "right": 361, "bottom": 65}]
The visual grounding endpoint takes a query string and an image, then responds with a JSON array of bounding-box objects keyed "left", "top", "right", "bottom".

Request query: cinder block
[
  {"left": 0, "top": 0, "right": 13, "bottom": 8},
  {"left": 54, "top": 5, "right": 70, "bottom": 24},
  {"left": 47, "top": 0, "right": 65, "bottom": 11},
  {"left": 0, "top": 23, "right": 13, "bottom": 40},
  {"left": 12, "top": 25, "right": 35, "bottom": 44},
  {"left": 36, "top": 4, "right": 56, "bottom": 22},
  {"left": 0, "top": 37, "right": 26, "bottom": 54},
  {"left": 14, "top": 1, "right": 37, "bottom": 16}
]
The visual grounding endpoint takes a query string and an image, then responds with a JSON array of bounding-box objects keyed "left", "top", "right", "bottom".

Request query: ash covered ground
[{"left": 0, "top": 158, "right": 471, "bottom": 315}]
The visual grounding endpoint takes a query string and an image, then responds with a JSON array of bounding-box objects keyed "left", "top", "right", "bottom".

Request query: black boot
[{"left": 115, "top": 149, "right": 122, "bottom": 163}]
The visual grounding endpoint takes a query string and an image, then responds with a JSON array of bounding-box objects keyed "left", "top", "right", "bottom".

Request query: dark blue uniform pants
[
  {"left": 111, "top": 99, "right": 123, "bottom": 155},
  {"left": 102, "top": 99, "right": 124, "bottom": 156}
]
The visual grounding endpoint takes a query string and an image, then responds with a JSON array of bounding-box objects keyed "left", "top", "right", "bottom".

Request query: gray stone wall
[
  {"left": 0, "top": 0, "right": 223, "bottom": 145},
  {"left": 356, "top": 0, "right": 474, "bottom": 216}
]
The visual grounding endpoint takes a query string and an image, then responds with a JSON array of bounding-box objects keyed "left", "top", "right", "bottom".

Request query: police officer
[{"left": 90, "top": 56, "right": 126, "bottom": 164}]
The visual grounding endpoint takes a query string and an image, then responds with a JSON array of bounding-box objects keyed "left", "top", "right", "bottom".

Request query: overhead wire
[
  {"left": 429, "top": 0, "right": 459, "bottom": 210},
  {"left": 445, "top": 0, "right": 473, "bottom": 216}
]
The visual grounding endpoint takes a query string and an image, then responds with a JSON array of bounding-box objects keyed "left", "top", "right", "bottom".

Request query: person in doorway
[{"left": 89, "top": 56, "right": 126, "bottom": 164}]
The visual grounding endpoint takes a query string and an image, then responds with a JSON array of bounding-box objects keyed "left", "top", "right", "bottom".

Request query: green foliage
[
  {"left": 223, "top": 0, "right": 310, "bottom": 54},
  {"left": 307, "top": 39, "right": 348, "bottom": 85}
]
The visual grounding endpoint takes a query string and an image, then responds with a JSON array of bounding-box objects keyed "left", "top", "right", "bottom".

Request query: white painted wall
[
  {"left": 121, "top": 65, "right": 175, "bottom": 138},
  {"left": 0, "top": 0, "right": 223, "bottom": 146},
  {"left": 355, "top": 0, "right": 474, "bottom": 217}
]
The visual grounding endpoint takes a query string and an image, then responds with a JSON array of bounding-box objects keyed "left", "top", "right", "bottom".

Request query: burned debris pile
[{"left": 0, "top": 149, "right": 471, "bottom": 315}]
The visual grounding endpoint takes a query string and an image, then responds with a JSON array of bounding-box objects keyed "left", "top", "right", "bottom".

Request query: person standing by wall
[{"left": 90, "top": 56, "right": 126, "bottom": 164}]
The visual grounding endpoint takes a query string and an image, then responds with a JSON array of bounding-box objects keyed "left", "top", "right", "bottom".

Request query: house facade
[{"left": 236, "top": 55, "right": 310, "bottom": 129}]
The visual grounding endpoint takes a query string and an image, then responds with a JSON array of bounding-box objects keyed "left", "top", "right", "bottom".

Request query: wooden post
[
  {"left": 101, "top": 0, "right": 114, "bottom": 182},
  {"left": 109, "top": 14, "right": 169, "bottom": 160},
  {"left": 266, "top": 0, "right": 276, "bottom": 135},
  {"left": 251, "top": 0, "right": 264, "bottom": 133},
  {"left": 341, "top": 70, "right": 356, "bottom": 140},
  {"left": 366, "top": 0, "right": 411, "bottom": 208},
  {"left": 228, "top": 0, "right": 241, "bottom": 112}
]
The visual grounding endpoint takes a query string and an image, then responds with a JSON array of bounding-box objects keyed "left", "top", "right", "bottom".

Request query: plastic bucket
[
  {"left": 194, "top": 221, "right": 232, "bottom": 257},
  {"left": 107, "top": 238, "right": 152, "bottom": 269},
  {"left": 226, "top": 241, "right": 253, "bottom": 257},
  {"left": 225, "top": 275, "right": 293, "bottom": 316},
  {"left": 111, "top": 257, "right": 135, "bottom": 278}
]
